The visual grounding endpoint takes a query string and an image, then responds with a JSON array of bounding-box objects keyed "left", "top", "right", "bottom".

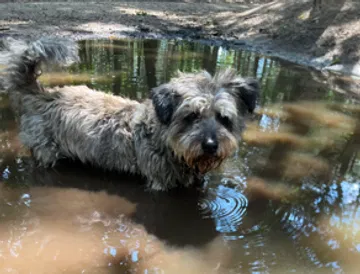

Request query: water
[{"left": 0, "top": 38, "right": 360, "bottom": 273}]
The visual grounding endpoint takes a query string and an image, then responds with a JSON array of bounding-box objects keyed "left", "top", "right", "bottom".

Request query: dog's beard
[
  {"left": 170, "top": 134, "right": 238, "bottom": 174},
  {"left": 181, "top": 151, "right": 225, "bottom": 174},
  {"left": 193, "top": 156, "right": 224, "bottom": 174}
]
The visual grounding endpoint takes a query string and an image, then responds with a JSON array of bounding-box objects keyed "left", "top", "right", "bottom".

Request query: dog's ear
[
  {"left": 151, "top": 84, "right": 180, "bottom": 125},
  {"left": 226, "top": 77, "right": 260, "bottom": 113}
]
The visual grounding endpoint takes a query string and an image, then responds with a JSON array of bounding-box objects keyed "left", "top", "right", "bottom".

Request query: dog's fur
[{"left": 1, "top": 37, "right": 260, "bottom": 191}]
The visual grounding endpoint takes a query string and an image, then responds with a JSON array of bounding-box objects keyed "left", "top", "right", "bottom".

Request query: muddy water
[{"left": 1, "top": 39, "right": 360, "bottom": 273}]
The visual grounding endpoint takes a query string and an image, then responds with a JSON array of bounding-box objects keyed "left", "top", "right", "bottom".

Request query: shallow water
[{"left": 1, "top": 38, "right": 360, "bottom": 273}]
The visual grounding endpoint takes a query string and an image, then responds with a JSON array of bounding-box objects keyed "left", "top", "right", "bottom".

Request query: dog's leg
[
  {"left": 30, "top": 142, "right": 62, "bottom": 168},
  {"left": 140, "top": 159, "right": 193, "bottom": 191},
  {"left": 144, "top": 171, "right": 177, "bottom": 191},
  {"left": 22, "top": 138, "right": 62, "bottom": 168},
  {"left": 137, "top": 156, "right": 179, "bottom": 191},
  {"left": 19, "top": 115, "right": 62, "bottom": 168}
]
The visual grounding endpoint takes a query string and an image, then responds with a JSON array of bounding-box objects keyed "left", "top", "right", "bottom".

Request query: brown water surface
[{"left": 0, "top": 39, "right": 360, "bottom": 273}]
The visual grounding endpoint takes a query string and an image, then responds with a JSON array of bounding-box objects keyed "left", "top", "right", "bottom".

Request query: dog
[{"left": 1, "top": 37, "right": 260, "bottom": 191}]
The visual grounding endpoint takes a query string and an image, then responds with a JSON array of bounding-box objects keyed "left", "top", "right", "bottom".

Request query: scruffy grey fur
[{"left": 1, "top": 37, "right": 260, "bottom": 191}]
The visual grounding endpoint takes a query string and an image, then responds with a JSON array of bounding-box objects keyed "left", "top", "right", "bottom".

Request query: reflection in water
[
  {"left": 0, "top": 38, "right": 360, "bottom": 273},
  {"left": 0, "top": 163, "right": 228, "bottom": 273},
  {"left": 199, "top": 185, "right": 248, "bottom": 233}
]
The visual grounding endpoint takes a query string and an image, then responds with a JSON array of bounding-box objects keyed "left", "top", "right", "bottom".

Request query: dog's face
[{"left": 151, "top": 69, "right": 260, "bottom": 174}]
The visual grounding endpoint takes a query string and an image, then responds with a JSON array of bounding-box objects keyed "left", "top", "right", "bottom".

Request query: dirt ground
[{"left": 0, "top": 0, "right": 360, "bottom": 76}]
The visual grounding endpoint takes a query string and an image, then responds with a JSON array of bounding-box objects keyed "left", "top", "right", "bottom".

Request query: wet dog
[{"left": 1, "top": 37, "right": 260, "bottom": 191}]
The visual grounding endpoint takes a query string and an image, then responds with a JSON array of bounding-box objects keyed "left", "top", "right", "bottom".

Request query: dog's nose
[{"left": 202, "top": 138, "right": 218, "bottom": 154}]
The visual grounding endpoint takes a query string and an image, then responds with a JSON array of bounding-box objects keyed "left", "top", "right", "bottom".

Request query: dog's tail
[{"left": 0, "top": 37, "right": 79, "bottom": 92}]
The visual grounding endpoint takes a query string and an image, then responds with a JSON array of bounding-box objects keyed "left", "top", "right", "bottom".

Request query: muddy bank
[{"left": 0, "top": 0, "right": 360, "bottom": 77}]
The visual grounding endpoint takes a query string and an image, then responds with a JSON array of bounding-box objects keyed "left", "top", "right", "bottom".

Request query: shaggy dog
[{"left": 1, "top": 37, "right": 260, "bottom": 191}]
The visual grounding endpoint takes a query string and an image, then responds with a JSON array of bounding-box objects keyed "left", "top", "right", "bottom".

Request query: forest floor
[{"left": 0, "top": 0, "right": 360, "bottom": 76}]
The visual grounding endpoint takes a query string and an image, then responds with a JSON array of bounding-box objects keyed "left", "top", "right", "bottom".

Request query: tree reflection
[{"left": 53, "top": 39, "right": 349, "bottom": 107}]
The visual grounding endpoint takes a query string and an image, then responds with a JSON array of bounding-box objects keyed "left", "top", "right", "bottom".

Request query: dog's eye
[
  {"left": 184, "top": 112, "right": 199, "bottom": 123},
  {"left": 216, "top": 113, "right": 233, "bottom": 131}
]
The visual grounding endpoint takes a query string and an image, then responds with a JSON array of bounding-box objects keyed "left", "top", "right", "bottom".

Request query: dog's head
[{"left": 151, "top": 68, "right": 260, "bottom": 174}]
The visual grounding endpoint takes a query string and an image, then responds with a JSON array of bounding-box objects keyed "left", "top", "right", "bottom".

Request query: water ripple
[{"left": 199, "top": 185, "right": 248, "bottom": 233}]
